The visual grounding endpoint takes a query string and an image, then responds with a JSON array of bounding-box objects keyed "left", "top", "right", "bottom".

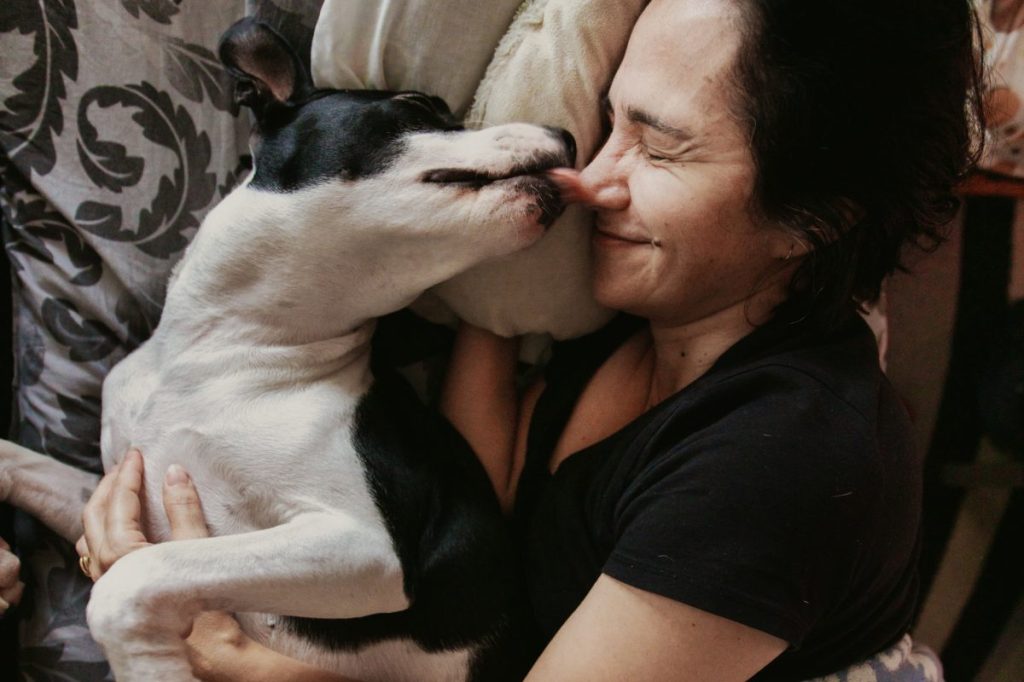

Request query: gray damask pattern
[{"left": 0, "top": 1, "right": 323, "bottom": 678}]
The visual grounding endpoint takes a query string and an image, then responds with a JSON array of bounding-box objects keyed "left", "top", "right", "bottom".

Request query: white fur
[{"left": 0, "top": 122, "right": 567, "bottom": 681}]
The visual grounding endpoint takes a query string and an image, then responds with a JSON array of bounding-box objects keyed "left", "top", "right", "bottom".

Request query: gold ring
[{"left": 79, "top": 554, "right": 91, "bottom": 578}]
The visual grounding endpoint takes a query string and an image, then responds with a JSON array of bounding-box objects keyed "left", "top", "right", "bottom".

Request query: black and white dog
[{"left": 0, "top": 18, "right": 575, "bottom": 681}]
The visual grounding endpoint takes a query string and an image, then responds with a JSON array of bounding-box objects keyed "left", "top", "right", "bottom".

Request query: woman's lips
[{"left": 593, "top": 227, "right": 653, "bottom": 246}]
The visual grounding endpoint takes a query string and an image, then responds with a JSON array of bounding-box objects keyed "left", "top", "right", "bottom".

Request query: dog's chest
[{"left": 100, "top": 337, "right": 380, "bottom": 540}]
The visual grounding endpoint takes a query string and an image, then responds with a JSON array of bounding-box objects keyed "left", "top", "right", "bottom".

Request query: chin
[{"left": 592, "top": 279, "right": 641, "bottom": 315}]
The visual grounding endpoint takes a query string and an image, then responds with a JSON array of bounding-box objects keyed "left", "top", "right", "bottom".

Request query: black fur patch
[
  {"left": 284, "top": 368, "right": 537, "bottom": 681},
  {"left": 249, "top": 90, "right": 463, "bottom": 192}
]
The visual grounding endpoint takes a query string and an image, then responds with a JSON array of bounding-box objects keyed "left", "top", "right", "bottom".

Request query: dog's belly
[
  {"left": 100, "top": 339, "right": 378, "bottom": 541},
  {"left": 238, "top": 613, "right": 472, "bottom": 682}
]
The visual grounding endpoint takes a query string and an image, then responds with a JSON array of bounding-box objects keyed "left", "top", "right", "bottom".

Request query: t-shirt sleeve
[{"left": 602, "top": 367, "right": 877, "bottom": 647}]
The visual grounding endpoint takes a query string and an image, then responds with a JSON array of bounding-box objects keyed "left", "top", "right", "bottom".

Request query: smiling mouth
[{"left": 594, "top": 228, "right": 655, "bottom": 245}]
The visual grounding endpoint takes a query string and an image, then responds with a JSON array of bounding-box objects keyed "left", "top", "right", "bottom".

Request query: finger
[
  {"left": 0, "top": 537, "right": 9, "bottom": 552},
  {"left": 184, "top": 611, "right": 246, "bottom": 679},
  {"left": 99, "top": 450, "right": 149, "bottom": 572},
  {"left": 184, "top": 610, "right": 247, "bottom": 674},
  {"left": 82, "top": 466, "right": 121, "bottom": 577},
  {"left": 0, "top": 544, "right": 21, "bottom": 612},
  {"left": 74, "top": 536, "right": 99, "bottom": 581},
  {"left": 0, "top": 580, "right": 24, "bottom": 610},
  {"left": 0, "top": 546, "right": 20, "bottom": 586},
  {"left": 186, "top": 610, "right": 243, "bottom": 644},
  {"left": 108, "top": 450, "right": 145, "bottom": 536},
  {"left": 75, "top": 535, "right": 89, "bottom": 558},
  {"left": 163, "top": 465, "right": 211, "bottom": 541}
]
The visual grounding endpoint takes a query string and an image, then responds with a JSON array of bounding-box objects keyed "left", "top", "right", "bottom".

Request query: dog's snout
[{"left": 544, "top": 126, "right": 577, "bottom": 167}]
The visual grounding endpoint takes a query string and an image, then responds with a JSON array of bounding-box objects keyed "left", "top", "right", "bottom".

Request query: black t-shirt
[{"left": 514, "top": 312, "right": 922, "bottom": 681}]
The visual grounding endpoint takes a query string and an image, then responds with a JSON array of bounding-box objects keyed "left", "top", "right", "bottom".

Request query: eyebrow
[
  {"left": 602, "top": 96, "right": 694, "bottom": 142},
  {"left": 627, "top": 106, "right": 694, "bottom": 141}
]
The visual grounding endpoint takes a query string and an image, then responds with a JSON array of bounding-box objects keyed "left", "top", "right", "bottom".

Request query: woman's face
[{"left": 580, "top": 0, "right": 793, "bottom": 327}]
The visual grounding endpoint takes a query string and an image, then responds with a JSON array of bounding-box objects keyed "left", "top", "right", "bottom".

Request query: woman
[{"left": 79, "top": 0, "right": 983, "bottom": 679}]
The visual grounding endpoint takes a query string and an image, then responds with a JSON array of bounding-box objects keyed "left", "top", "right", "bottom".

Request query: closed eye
[{"left": 601, "top": 95, "right": 615, "bottom": 131}]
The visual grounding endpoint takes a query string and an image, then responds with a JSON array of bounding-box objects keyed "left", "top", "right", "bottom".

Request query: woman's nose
[{"left": 577, "top": 143, "right": 630, "bottom": 211}]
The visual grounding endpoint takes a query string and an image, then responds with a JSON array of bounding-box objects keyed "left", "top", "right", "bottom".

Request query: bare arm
[
  {"left": 526, "top": 574, "right": 788, "bottom": 681},
  {"left": 440, "top": 322, "right": 523, "bottom": 512}
]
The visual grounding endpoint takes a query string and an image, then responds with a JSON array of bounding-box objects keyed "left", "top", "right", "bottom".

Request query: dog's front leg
[
  {"left": 0, "top": 439, "right": 101, "bottom": 542},
  {"left": 87, "top": 512, "right": 408, "bottom": 682}
]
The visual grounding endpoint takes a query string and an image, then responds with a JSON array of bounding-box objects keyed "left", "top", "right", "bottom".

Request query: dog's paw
[
  {"left": 87, "top": 553, "right": 199, "bottom": 681},
  {"left": 87, "top": 549, "right": 180, "bottom": 643}
]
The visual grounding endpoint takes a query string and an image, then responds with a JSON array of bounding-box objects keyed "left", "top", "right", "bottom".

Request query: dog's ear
[{"left": 218, "top": 18, "right": 313, "bottom": 115}]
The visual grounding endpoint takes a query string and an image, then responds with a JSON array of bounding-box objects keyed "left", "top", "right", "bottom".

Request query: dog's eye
[{"left": 391, "top": 93, "right": 461, "bottom": 130}]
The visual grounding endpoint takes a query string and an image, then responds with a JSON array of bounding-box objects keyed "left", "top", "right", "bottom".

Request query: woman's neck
[{"left": 644, "top": 287, "right": 785, "bottom": 407}]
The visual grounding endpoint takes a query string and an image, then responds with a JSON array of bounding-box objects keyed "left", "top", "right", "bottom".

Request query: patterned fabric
[
  {"left": 0, "top": 2, "right": 322, "bottom": 678},
  {"left": 805, "top": 636, "right": 944, "bottom": 682}
]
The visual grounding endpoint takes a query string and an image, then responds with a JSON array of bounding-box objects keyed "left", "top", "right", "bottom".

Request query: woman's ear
[
  {"left": 771, "top": 195, "right": 865, "bottom": 261},
  {"left": 218, "top": 18, "right": 314, "bottom": 116},
  {"left": 769, "top": 229, "right": 814, "bottom": 262}
]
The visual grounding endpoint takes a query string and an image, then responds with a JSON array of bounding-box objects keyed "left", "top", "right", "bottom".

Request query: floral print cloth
[{"left": 0, "top": 2, "right": 322, "bottom": 678}]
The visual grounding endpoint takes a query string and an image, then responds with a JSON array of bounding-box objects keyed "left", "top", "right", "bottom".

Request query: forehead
[{"left": 609, "top": 0, "right": 743, "bottom": 122}]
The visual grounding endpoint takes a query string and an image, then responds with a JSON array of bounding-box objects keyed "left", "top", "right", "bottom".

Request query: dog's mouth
[
  {"left": 422, "top": 152, "right": 570, "bottom": 226},
  {"left": 421, "top": 155, "right": 568, "bottom": 189}
]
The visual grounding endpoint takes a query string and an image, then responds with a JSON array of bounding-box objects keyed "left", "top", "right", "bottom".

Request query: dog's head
[{"left": 209, "top": 19, "right": 575, "bottom": 330}]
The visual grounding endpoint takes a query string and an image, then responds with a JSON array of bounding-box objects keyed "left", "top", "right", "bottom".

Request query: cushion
[
  {"left": 0, "top": 3, "right": 323, "bottom": 678},
  {"left": 312, "top": 0, "right": 649, "bottom": 340},
  {"left": 310, "top": 0, "right": 524, "bottom": 119},
  {"left": 804, "top": 635, "right": 944, "bottom": 682}
]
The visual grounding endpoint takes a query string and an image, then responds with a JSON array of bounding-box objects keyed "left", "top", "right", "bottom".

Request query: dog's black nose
[{"left": 545, "top": 126, "right": 577, "bottom": 166}]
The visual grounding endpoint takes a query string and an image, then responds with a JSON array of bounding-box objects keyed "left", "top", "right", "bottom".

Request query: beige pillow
[
  {"left": 311, "top": 0, "right": 523, "bottom": 118},
  {"left": 312, "top": 0, "right": 648, "bottom": 339}
]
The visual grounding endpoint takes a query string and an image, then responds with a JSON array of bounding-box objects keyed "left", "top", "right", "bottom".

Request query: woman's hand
[
  {"left": 76, "top": 451, "right": 250, "bottom": 679},
  {"left": 76, "top": 451, "right": 354, "bottom": 682},
  {"left": 0, "top": 536, "right": 24, "bottom": 615},
  {"left": 77, "top": 450, "right": 151, "bottom": 579}
]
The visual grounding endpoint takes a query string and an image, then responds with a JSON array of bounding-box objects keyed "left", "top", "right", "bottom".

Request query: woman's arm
[
  {"left": 525, "top": 575, "right": 787, "bottom": 682},
  {"left": 440, "top": 322, "right": 523, "bottom": 512}
]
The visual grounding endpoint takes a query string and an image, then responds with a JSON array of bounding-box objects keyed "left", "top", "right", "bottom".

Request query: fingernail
[{"left": 165, "top": 464, "right": 189, "bottom": 487}]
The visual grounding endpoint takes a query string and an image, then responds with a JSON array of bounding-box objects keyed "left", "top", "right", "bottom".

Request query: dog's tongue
[{"left": 546, "top": 168, "right": 595, "bottom": 206}]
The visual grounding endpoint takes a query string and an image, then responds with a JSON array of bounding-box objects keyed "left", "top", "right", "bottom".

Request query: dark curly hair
[{"left": 731, "top": 0, "right": 986, "bottom": 323}]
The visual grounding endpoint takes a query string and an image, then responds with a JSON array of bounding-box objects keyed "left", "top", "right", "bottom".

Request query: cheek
[{"left": 628, "top": 169, "right": 693, "bottom": 231}]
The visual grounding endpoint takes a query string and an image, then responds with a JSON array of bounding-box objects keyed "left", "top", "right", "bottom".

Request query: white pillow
[
  {"left": 311, "top": 0, "right": 523, "bottom": 118},
  {"left": 312, "top": 0, "right": 648, "bottom": 339}
]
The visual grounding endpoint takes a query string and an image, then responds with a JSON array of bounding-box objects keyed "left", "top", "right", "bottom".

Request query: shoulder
[
  {"left": 630, "top": 345, "right": 904, "bottom": 523},
  {"left": 656, "top": 314, "right": 895, "bottom": 463}
]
